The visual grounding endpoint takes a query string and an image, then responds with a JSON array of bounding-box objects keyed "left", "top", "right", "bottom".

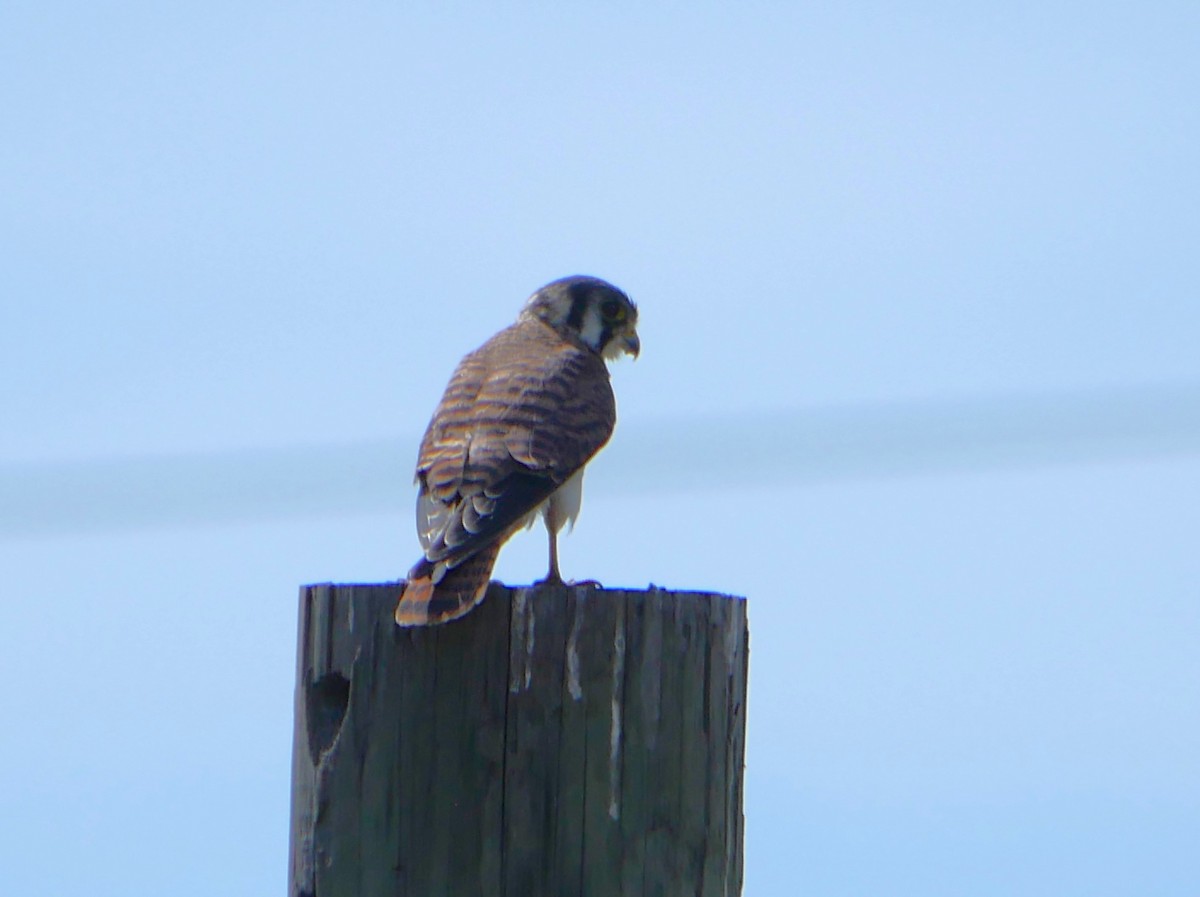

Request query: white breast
[{"left": 543, "top": 469, "right": 584, "bottom": 534}]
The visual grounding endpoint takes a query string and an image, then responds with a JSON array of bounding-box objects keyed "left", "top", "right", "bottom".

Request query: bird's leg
[
  {"left": 540, "top": 505, "right": 564, "bottom": 585},
  {"left": 546, "top": 527, "right": 563, "bottom": 584}
]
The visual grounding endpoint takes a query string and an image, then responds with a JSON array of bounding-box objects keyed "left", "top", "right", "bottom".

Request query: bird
[{"left": 394, "top": 275, "right": 640, "bottom": 627}]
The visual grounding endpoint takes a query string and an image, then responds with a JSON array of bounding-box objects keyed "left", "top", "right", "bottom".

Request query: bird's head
[{"left": 521, "top": 275, "right": 640, "bottom": 362}]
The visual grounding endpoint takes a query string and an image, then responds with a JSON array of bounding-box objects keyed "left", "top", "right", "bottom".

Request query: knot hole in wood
[{"left": 304, "top": 672, "right": 350, "bottom": 763}]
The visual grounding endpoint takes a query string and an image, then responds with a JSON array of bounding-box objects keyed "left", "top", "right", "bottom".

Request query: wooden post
[{"left": 288, "top": 582, "right": 748, "bottom": 897}]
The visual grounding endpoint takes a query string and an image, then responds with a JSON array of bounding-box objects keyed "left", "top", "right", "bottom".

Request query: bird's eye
[{"left": 600, "top": 299, "right": 625, "bottom": 322}]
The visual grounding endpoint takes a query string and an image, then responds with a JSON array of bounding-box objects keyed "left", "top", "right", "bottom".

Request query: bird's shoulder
[
  {"left": 416, "top": 317, "right": 614, "bottom": 490},
  {"left": 450, "top": 317, "right": 611, "bottom": 408}
]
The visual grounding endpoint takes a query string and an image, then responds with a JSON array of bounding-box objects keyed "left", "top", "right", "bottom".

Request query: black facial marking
[
  {"left": 599, "top": 323, "right": 614, "bottom": 350},
  {"left": 566, "top": 282, "right": 590, "bottom": 330}
]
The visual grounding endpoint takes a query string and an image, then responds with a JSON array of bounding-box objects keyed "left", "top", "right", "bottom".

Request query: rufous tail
[{"left": 394, "top": 542, "right": 502, "bottom": 626}]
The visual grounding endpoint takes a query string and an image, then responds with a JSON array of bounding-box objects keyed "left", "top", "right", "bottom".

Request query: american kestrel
[{"left": 394, "top": 275, "right": 640, "bottom": 627}]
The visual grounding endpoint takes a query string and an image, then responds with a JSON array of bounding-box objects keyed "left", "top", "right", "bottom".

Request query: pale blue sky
[{"left": 3, "top": 3, "right": 1199, "bottom": 895}]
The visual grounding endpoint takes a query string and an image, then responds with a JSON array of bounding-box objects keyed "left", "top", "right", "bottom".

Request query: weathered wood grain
[{"left": 289, "top": 582, "right": 748, "bottom": 897}]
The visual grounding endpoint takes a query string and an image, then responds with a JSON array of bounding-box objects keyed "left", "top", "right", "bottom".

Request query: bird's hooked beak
[{"left": 621, "top": 328, "right": 641, "bottom": 359}]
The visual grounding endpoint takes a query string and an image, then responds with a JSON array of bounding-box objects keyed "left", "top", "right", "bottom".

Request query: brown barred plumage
[{"left": 395, "top": 276, "right": 639, "bottom": 626}]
